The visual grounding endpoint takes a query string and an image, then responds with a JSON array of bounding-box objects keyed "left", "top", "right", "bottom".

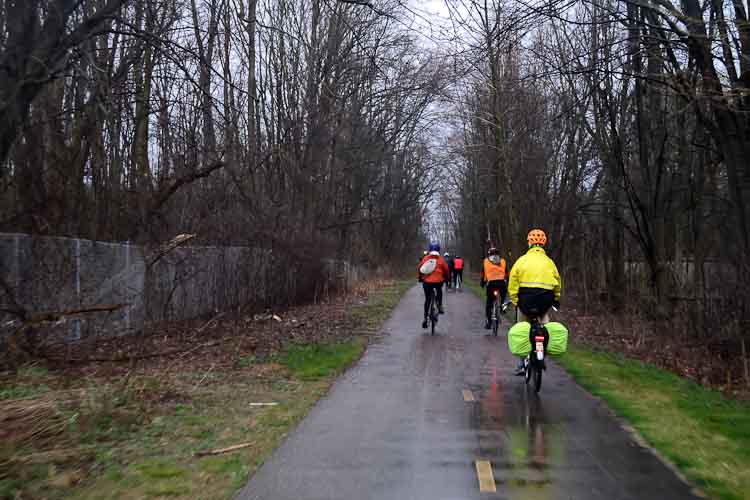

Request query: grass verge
[
  {"left": 461, "top": 272, "right": 483, "bottom": 299},
  {"left": 279, "top": 340, "right": 366, "bottom": 381},
  {"left": 466, "top": 274, "right": 748, "bottom": 499},
  {"left": 557, "top": 348, "right": 750, "bottom": 500},
  {"left": 0, "top": 279, "right": 412, "bottom": 500}
]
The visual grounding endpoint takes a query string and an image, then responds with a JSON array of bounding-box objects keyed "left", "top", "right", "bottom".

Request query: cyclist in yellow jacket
[
  {"left": 480, "top": 247, "right": 508, "bottom": 329},
  {"left": 508, "top": 229, "right": 562, "bottom": 374}
]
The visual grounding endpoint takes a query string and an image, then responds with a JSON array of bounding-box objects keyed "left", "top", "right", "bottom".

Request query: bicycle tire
[
  {"left": 534, "top": 365, "right": 543, "bottom": 392},
  {"left": 430, "top": 290, "right": 437, "bottom": 335},
  {"left": 492, "top": 303, "right": 499, "bottom": 336}
]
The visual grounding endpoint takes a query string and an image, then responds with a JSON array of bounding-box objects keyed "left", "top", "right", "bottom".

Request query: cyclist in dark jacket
[{"left": 443, "top": 252, "right": 455, "bottom": 289}]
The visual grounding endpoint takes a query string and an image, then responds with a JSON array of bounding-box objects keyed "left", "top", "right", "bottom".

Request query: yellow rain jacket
[{"left": 508, "top": 246, "right": 562, "bottom": 304}]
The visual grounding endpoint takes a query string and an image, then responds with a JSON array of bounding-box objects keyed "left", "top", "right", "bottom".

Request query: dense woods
[
  {"left": 0, "top": 0, "right": 441, "bottom": 267},
  {"left": 446, "top": 0, "right": 750, "bottom": 345},
  {"left": 1, "top": 0, "right": 749, "bottom": 345},
  {"left": 2, "top": 4, "right": 749, "bottom": 499}
]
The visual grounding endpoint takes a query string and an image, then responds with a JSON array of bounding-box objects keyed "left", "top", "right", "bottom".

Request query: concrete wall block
[{"left": 0, "top": 233, "right": 363, "bottom": 343}]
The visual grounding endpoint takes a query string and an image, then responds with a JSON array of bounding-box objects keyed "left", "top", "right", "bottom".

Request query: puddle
[{"left": 474, "top": 372, "right": 567, "bottom": 497}]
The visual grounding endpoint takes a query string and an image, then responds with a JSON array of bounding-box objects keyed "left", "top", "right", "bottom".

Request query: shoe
[
  {"left": 484, "top": 320, "right": 491, "bottom": 330},
  {"left": 515, "top": 360, "right": 525, "bottom": 376},
  {"left": 422, "top": 319, "right": 428, "bottom": 329},
  {"left": 438, "top": 307, "right": 445, "bottom": 314}
]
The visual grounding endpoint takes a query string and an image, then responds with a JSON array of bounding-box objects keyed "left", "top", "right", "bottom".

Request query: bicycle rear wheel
[
  {"left": 492, "top": 303, "right": 499, "bottom": 336},
  {"left": 534, "top": 364, "right": 543, "bottom": 392},
  {"left": 430, "top": 291, "right": 437, "bottom": 335},
  {"left": 524, "top": 359, "right": 532, "bottom": 385}
]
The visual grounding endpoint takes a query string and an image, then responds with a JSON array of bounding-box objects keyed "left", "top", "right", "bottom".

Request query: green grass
[
  {"left": 278, "top": 279, "right": 413, "bottom": 381},
  {"left": 279, "top": 340, "right": 365, "bottom": 380},
  {"left": 462, "top": 273, "right": 484, "bottom": 298},
  {"left": 0, "top": 382, "right": 51, "bottom": 400},
  {"left": 136, "top": 460, "right": 187, "bottom": 479},
  {"left": 2, "top": 279, "right": 413, "bottom": 500},
  {"left": 349, "top": 279, "right": 414, "bottom": 330},
  {"left": 557, "top": 348, "right": 750, "bottom": 500}
]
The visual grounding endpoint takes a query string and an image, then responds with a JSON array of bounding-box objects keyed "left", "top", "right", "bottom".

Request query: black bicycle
[
  {"left": 490, "top": 289, "right": 501, "bottom": 336},
  {"left": 427, "top": 287, "right": 439, "bottom": 335},
  {"left": 489, "top": 291, "right": 511, "bottom": 336},
  {"left": 523, "top": 317, "right": 549, "bottom": 393}
]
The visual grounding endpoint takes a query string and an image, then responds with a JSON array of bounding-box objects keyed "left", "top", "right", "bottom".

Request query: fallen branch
[
  {"left": 146, "top": 233, "right": 197, "bottom": 268},
  {"left": 150, "top": 160, "right": 225, "bottom": 215},
  {"left": 195, "top": 442, "right": 254, "bottom": 457},
  {"left": 61, "top": 312, "right": 228, "bottom": 364},
  {"left": 25, "top": 304, "right": 126, "bottom": 324},
  {"left": 195, "top": 312, "right": 226, "bottom": 334}
]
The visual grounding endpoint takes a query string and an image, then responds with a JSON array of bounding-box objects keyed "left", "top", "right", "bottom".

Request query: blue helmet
[{"left": 429, "top": 242, "right": 440, "bottom": 252}]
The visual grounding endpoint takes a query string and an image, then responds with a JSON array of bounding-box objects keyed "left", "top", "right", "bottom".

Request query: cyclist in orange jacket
[
  {"left": 453, "top": 255, "right": 464, "bottom": 288},
  {"left": 480, "top": 247, "right": 508, "bottom": 329},
  {"left": 417, "top": 242, "right": 451, "bottom": 329}
]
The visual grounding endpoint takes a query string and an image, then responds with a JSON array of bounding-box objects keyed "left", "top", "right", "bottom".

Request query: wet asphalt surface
[{"left": 236, "top": 285, "right": 701, "bottom": 500}]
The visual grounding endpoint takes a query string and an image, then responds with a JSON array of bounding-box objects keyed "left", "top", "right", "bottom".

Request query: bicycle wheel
[
  {"left": 534, "top": 364, "right": 543, "bottom": 392},
  {"left": 492, "top": 303, "right": 499, "bottom": 336},
  {"left": 430, "top": 292, "right": 437, "bottom": 335}
]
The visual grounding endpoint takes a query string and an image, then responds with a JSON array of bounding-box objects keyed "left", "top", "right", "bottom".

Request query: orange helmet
[{"left": 527, "top": 229, "right": 547, "bottom": 246}]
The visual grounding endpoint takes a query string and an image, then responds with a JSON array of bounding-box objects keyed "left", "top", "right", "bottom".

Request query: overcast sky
[{"left": 403, "top": 0, "right": 453, "bottom": 48}]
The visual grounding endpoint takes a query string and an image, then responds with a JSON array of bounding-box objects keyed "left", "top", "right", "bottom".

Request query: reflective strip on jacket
[
  {"left": 480, "top": 257, "right": 506, "bottom": 282},
  {"left": 508, "top": 246, "right": 562, "bottom": 304},
  {"left": 417, "top": 254, "right": 451, "bottom": 283}
]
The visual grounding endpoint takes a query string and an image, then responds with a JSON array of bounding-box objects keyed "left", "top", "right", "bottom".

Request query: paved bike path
[{"left": 236, "top": 285, "right": 700, "bottom": 500}]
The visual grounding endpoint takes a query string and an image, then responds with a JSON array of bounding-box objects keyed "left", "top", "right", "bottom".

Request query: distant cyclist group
[{"left": 417, "top": 228, "right": 562, "bottom": 375}]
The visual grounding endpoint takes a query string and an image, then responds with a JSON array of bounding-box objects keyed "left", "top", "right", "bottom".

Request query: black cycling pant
[
  {"left": 453, "top": 269, "right": 463, "bottom": 287},
  {"left": 517, "top": 288, "right": 554, "bottom": 317},
  {"left": 423, "top": 282, "right": 443, "bottom": 318},
  {"left": 485, "top": 280, "right": 507, "bottom": 320}
]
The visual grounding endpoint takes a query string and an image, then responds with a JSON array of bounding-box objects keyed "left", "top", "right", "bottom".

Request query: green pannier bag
[
  {"left": 545, "top": 322, "right": 568, "bottom": 355},
  {"left": 507, "top": 321, "right": 569, "bottom": 357},
  {"left": 508, "top": 321, "right": 532, "bottom": 356}
]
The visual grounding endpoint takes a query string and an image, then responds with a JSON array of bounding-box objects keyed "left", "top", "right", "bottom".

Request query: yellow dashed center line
[
  {"left": 462, "top": 389, "right": 475, "bottom": 402},
  {"left": 475, "top": 460, "right": 496, "bottom": 492}
]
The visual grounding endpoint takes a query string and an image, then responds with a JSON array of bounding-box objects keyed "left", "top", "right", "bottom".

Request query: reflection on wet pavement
[
  {"left": 237, "top": 285, "right": 702, "bottom": 500},
  {"left": 473, "top": 356, "right": 561, "bottom": 497}
]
